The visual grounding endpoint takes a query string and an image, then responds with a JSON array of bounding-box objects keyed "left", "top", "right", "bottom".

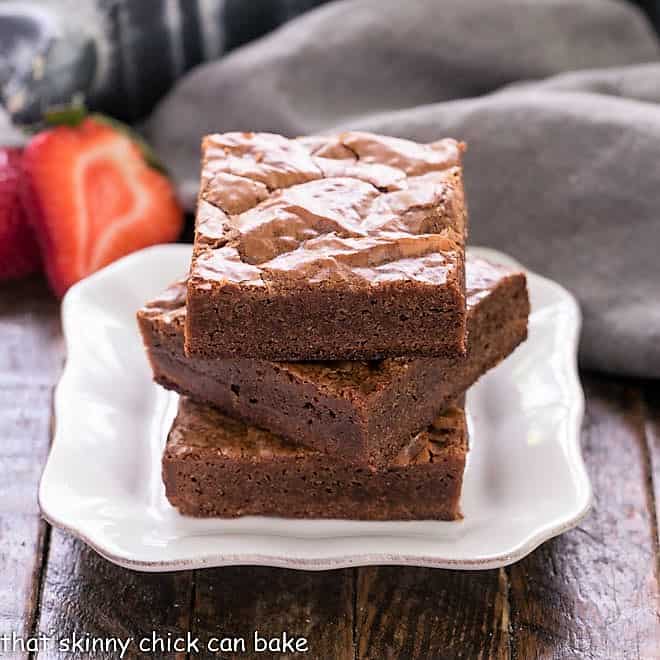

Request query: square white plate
[{"left": 39, "top": 245, "right": 591, "bottom": 571}]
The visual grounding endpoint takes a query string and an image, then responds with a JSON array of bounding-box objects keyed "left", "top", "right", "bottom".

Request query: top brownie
[{"left": 186, "top": 131, "right": 467, "bottom": 361}]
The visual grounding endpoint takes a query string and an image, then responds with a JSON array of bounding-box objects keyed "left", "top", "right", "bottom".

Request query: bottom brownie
[{"left": 163, "top": 397, "right": 468, "bottom": 521}]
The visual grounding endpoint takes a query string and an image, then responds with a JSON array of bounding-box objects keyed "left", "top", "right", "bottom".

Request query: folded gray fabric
[
  {"left": 145, "top": 0, "right": 660, "bottom": 377},
  {"left": 146, "top": 0, "right": 658, "bottom": 190},
  {"left": 508, "top": 61, "right": 660, "bottom": 103}
]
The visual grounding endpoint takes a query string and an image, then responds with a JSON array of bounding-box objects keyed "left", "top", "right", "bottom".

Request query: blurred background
[
  {"left": 1, "top": 0, "right": 658, "bottom": 122},
  {"left": 1, "top": 0, "right": 329, "bottom": 122},
  {"left": 1, "top": 0, "right": 659, "bottom": 378}
]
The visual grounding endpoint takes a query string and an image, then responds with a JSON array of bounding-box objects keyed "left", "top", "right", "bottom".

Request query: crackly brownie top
[
  {"left": 167, "top": 397, "right": 466, "bottom": 466},
  {"left": 191, "top": 131, "right": 466, "bottom": 288},
  {"left": 138, "top": 279, "right": 187, "bottom": 325},
  {"left": 465, "top": 255, "right": 521, "bottom": 309}
]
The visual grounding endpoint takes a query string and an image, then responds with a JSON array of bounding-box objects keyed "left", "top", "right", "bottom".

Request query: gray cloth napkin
[{"left": 145, "top": 0, "right": 660, "bottom": 378}]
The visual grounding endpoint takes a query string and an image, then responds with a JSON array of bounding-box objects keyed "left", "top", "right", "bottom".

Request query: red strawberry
[
  {"left": 21, "top": 115, "right": 183, "bottom": 297},
  {"left": 0, "top": 147, "right": 41, "bottom": 280}
]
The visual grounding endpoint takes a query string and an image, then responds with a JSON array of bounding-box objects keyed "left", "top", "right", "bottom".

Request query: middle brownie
[{"left": 138, "top": 256, "right": 529, "bottom": 468}]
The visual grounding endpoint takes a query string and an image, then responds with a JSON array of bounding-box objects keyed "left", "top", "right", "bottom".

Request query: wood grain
[
  {"left": 0, "top": 280, "right": 194, "bottom": 660},
  {"left": 507, "top": 375, "right": 660, "bottom": 660},
  {"left": 643, "top": 381, "right": 660, "bottom": 550},
  {"left": 354, "top": 567, "right": 510, "bottom": 659},
  {"left": 190, "top": 566, "right": 355, "bottom": 659},
  {"left": 36, "top": 530, "right": 194, "bottom": 660},
  {"left": 0, "top": 279, "right": 61, "bottom": 658}
]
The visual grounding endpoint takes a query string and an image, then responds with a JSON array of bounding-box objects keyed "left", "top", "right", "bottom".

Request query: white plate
[{"left": 39, "top": 245, "right": 591, "bottom": 572}]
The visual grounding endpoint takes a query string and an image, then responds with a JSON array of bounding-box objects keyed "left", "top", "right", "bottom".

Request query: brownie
[
  {"left": 138, "top": 255, "right": 528, "bottom": 468},
  {"left": 185, "top": 130, "right": 468, "bottom": 361},
  {"left": 163, "top": 397, "right": 468, "bottom": 520}
]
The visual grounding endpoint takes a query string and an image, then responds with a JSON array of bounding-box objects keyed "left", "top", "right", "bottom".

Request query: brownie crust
[
  {"left": 185, "top": 131, "right": 468, "bottom": 361},
  {"left": 138, "top": 256, "right": 528, "bottom": 468},
  {"left": 163, "top": 397, "right": 468, "bottom": 520}
]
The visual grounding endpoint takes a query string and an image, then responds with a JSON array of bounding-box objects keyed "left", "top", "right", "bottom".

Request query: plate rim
[{"left": 39, "top": 244, "right": 592, "bottom": 572}]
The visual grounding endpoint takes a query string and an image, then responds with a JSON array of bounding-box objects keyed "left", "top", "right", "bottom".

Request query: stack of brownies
[{"left": 137, "top": 131, "right": 530, "bottom": 520}]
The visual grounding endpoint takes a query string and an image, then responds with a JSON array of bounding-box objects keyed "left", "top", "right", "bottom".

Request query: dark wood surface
[{"left": 1, "top": 278, "right": 659, "bottom": 660}]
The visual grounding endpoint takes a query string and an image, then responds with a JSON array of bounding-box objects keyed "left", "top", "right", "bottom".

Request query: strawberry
[
  {"left": 0, "top": 147, "right": 41, "bottom": 281},
  {"left": 21, "top": 114, "right": 183, "bottom": 297}
]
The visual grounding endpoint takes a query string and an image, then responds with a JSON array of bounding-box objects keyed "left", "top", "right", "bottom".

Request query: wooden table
[{"left": 2, "top": 278, "right": 659, "bottom": 659}]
